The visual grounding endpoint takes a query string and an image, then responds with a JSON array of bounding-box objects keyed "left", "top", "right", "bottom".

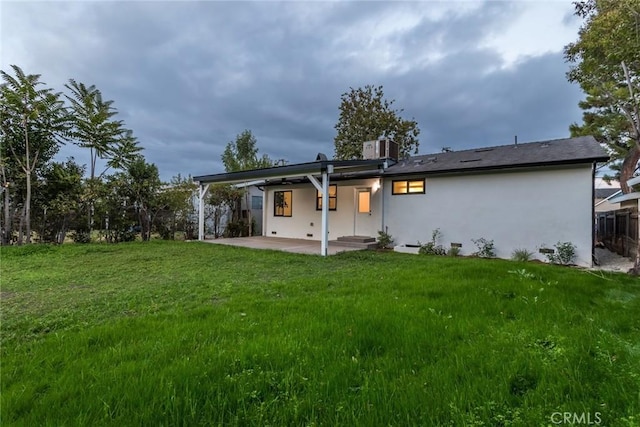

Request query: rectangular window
[
  {"left": 358, "top": 190, "right": 371, "bottom": 213},
  {"left": 274, "top": 191, "right": 292, "bottom": 217},
  {"left": 251, "top": 195, "right": 263, "bottom": 210},
  {"left": 316, "top": 185, "right": 337, "bottom": 210},
  {"left": 392, "top": 179, "right": 425, "bottom": 195}
]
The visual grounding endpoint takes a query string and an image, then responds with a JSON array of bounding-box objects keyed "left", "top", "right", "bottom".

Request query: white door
[{"left": 355, "top": 188, "right": 374, "bottom": 236}]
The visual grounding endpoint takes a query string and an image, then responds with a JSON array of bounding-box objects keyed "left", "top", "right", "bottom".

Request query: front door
[{"left": 355, "top": 188, "right": 374, "bottom": 236}]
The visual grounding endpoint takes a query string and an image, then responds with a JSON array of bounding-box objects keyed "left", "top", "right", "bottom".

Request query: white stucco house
[{"left": 194, "top": 136, "right": 608, "bottom": 267}]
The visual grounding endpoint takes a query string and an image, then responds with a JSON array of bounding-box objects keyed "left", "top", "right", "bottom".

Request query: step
[
  {"left": 330, "top": 240, "right": 378, "bottom": 250},
  {"left": 336, "top": 235, "right": 376, "bottom": 244}
]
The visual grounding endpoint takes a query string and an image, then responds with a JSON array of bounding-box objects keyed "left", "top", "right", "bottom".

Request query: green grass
[{"left": 1, "top": 241, "right": 639, "bottom": 426}]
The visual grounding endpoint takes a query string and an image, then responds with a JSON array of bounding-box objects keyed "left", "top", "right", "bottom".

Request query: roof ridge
[{"left": 411, "top": 136, "right": 594, "bottom": 159}]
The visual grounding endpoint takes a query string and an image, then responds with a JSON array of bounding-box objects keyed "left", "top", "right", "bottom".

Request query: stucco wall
[
  {"left": 263, "top": 178, "right": 382, "bottom": 240},
  {"left": 383, "top": 165, "right": 595, "bottom": 266}
]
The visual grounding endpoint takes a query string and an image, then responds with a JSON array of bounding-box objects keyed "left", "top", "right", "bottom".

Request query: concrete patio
[{"left": 201, "top": 236, "right": 365, "bottom": 255}]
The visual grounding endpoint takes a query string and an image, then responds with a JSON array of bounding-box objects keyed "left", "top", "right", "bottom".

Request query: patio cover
[{"left": 193, "top": 158, "right": 389, "bottom": 256}]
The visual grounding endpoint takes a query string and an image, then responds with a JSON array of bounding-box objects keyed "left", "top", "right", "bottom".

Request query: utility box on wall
[{"left": 363, "top": 139, "right": 399, "bottom": 160}]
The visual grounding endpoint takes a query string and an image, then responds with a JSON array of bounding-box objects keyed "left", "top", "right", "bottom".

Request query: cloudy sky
[{"left": 2, "top": 0, "right": 590, "bottom": 181}]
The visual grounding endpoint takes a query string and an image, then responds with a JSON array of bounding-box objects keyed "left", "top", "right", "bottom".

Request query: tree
[
  {"left": 154, "top": 174, "right": 198, "bottom": 240},
  {"left": 0, "top": 65, "right": 68, "bottom": 244},
  {"left": 564, "top": 0, "right": 640, "bottom": 274},
  {"left": 221, "top": 130, "right": 273, "bottom": 236},
  {"left": 206, "top": 184, "right": 243, "bottom": 238},
  {"left": 123, "top": 157, "right": 162, "bottom": 241},
  {"left": 222, "top": 130, "right": 273, "bottom": 172},
  {"left": 334, "top": 85, "right": 420, "bottom": 160},
  {"left": 36, "top": 158, "right": 85, "bottom": 243},
  {"left": 65, "top": 80, "right": 142, "bottom": 234}
]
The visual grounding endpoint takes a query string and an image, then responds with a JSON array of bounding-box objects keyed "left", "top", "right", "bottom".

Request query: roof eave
[
  {"left": 383, "top": 157, "right": 609, "bottom": 178},
  {"left": 193, "top": 159, "right": 388, "bottom": 185}
]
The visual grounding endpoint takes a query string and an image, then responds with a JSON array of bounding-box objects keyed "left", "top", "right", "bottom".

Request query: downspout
[
  {"left": 262, "top": 187, "right": 268, "bottom": 237},
  {"left": 591, "top": 162, "right": 596, "bottom": 267},
  {"left": 380, "top": 177, "right": 385, "bottom": 234}
]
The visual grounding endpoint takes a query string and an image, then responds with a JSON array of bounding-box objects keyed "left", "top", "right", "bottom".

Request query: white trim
[
  {"left": 608, "top": 192, "right": 640, "bottom": 203},
  {"left": 627, "top": 175, "right": 640, "bottom": 187},
  {"left": 595, "top": 189, "right": 622, "bottom": 207}
]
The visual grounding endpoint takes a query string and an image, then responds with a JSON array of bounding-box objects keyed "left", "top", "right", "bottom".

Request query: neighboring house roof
[
  {"left": 595, "top": 188, "right": 621, "bottom": 199},
  {"left": 384, "top": 136, "right": 608, "bottom": 177},
  {"left": 194, "top": 136, "right": 609, "bottom": 185}
]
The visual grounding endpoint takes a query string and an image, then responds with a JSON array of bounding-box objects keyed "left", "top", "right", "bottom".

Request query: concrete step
[
  {"left": 336, "top": 235, "right": 376, "bottom": 243},
  {"left": 331, "top": 239, "right": 378, "bottom": 250}
]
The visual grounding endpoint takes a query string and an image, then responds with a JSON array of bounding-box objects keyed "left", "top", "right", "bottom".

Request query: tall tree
[
  {"left": 65, "top": 80, "right": 133, "bottom": 180},
  {"left": 0, "top": 65, "right": 68, "bottom": 244},
  {"left": 334, "top": 85, "right": 420, "bottom": 160},
  {"left": 564, "top": 0, "right": 640, "bottom": 274},
  {"left": 565, "top": 0, "right": 640, "bottom": 192},
  {"left": 65, "top": 80, "right": 142, "bottom": 235},
  {"left": 222, "top": 130, "right": 273, "bottom": 172},
  {"left": 221, "top": 130, "right": 273, "bottom": 236}
]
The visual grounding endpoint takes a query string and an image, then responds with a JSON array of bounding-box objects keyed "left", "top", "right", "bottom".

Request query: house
[
  {"left": 595, "top": 187, "right": 622, "bottom": 213},
  {"left": 194, "top": 136, "right": 608, "bottom": 267}
]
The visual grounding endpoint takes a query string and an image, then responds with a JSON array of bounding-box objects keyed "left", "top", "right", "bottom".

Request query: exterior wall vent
[{"left": 362, "top": 139, "right": 399, "bottom": 160}]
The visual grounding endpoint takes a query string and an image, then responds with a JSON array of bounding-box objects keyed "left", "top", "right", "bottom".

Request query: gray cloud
[{"left": 2, "top": 1, "right": 584, "bottom": 180}]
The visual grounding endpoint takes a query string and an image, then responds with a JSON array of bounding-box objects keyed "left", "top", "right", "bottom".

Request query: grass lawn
[{"left": 1, "top": 241, "right": 639, "bottom": 426}]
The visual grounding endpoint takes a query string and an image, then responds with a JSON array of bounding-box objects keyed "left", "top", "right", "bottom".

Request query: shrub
[
  {"left": 511, "top": 248, "right": 534, "bottom": 262},
  {"left": 448, "top": 246, "right": 461, "bottom": 257},
  {"left": 377, "top": 229, "right": 394, "bottom": 249},
  {"left": 472, "top": 237, "right": 495, "bottom": 258},
  {"left": 71, "top": 230, "right": 91, "bottom": 244},
  {"left": 545, "top": 241, "right": 577, "bottom": 265},
  {"left": 419, "top": 229, "right": 447, "bottom": 255}
]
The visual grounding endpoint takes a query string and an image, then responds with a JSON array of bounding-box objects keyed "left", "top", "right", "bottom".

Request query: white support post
[
  {"left": 198, "top": 184, "right": 210, "bottom": 241},
  {"left": 306, "top": 172, "right": 331, "bottom": 256},
  {"left": 321, "top": 171, "right": 329, "bottom": 256}
]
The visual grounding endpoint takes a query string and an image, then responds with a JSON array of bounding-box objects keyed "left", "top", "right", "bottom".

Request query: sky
[{"left": 1, "top": 0, "right": 595, "bottom": 182}]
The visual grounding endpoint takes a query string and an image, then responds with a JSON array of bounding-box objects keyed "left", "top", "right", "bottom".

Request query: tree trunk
[
  {"left": 17, "top": 203, "right": 25, "bottom": 245},
  {"left": 620, "top": 145, "right": 640, "bottom": 194},
  {"left": 1, "top": 187, "right": 10, "bottom": 245},
  {"left": 620, "top": 146, "right": 640, "bottom": 274},
  {"left": 25, "top": 170, "right": 31, "bottom": 244},
  {"left": 245, "top": 190, "right": 252, "bottom": 236}
]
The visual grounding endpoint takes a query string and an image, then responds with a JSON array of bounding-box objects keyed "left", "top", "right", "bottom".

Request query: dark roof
[
  {"left": 194, "top": 136, "right": 609, "bottom": 185},
  {"left": 595, "top": 188, "right": 621, "bottom": 199},
  {"left": 194, "top": 158, "right": 387, "bottom": 184},
  {"left": 383, "top": 136, "right": 609, "bottom": 177}
]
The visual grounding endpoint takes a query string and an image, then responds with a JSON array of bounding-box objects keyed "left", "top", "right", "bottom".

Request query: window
[
  {"left": 392, "top": 179, "right": 425, "bottom": 195},
  {"left": 316, "top": 185, "right": 337, "bottom": 210},
  {"left": 357, "top": 189, "right": 370, "bottom": 213},
  {"left": 251, "top": 196, "right": 263, "bottom": 210},
  {"left": 274, "top": 191, "right": 292, "bottom": 217}
]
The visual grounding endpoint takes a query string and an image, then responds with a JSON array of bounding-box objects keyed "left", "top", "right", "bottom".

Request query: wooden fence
[{"left": 596, "top": 208, "right": 638, "bottom": 258}]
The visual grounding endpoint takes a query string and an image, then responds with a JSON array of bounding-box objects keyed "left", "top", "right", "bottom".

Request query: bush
[
  {"left": 511, "top": 248, "right": 534, "bottom": 262},
  {"left": 377, "top": 229, "right": 394, "bottom": 249},
  {"left": 472, "top": 237, "right": 495, "bottom": 258},
  {"left": 71, "top": 230, "right": 91, "bottom": 244},
  {"left": 224, "top": 221, "right": 248, "bottom": 238},
  {"left": 545, "top": 241, "right": 577, "bottom": 265},
  {"left": 419, "top": 229, "right": 447, "bottom": 255}
]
